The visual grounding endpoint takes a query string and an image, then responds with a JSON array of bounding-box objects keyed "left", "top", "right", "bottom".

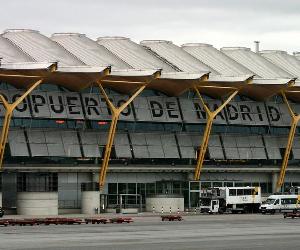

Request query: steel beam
[
  {"left": 193, "top": 87, "right": 238, "bottom": 181},
  {"left": 0, "top": 79, "right": 42, "bottom": 169},
  {"left": 276, "top": 91, "right": 300, "bottom": 191},
  {"left": 97, "top": 82, "right": 146, "bottom": 190}
]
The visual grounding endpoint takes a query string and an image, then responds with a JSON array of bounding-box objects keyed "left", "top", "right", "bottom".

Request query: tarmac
[{"left": 0, "top": 213, "right": 300, "bottom": 250}]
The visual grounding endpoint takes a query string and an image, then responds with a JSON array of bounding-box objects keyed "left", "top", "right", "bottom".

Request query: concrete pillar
[
  {"left": 17, "top": 192, "right": 58, "bottom": 216},
  {"left": 81, "top": 191, "right": 100, "bottom": 214},
  {"left": 0, "top": 192, "right": 2, "bottom": 207},
  {"left": 272, "top": 172, "right": 279, "bottom": 194}
]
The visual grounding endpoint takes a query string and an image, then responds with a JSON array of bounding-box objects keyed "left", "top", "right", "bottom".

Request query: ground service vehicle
[
  {"left": 289, "top": 187, "right": 300, "bottom": 195},
  {"left": 199, "top": 187, "right": 261, "bottom": 214},
  {"left": 260, "top": 194, "right": 300, "bottom": 214}
]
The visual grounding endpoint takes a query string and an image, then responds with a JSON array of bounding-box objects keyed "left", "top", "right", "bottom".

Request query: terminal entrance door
[{"left": 101, "top": 194, "right": 142, "bottom": 213}]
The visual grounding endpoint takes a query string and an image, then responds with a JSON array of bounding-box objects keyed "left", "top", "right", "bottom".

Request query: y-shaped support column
[
  {"left": 0, "top": 79, "right": 43, "bottom": 169},
  {"left": 193, "top": 87, "right": 238, "bottom": 181},
  {"left": 276, "top": 91, "right": 300, "bottom": 192},
  {"left": 97, "top": 82, "right": 146, "bottom": 190}
]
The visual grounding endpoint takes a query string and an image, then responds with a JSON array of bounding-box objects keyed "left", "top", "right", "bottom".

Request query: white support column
[{"left": 81, "top": 191, "right": 100, "bottom": 214}]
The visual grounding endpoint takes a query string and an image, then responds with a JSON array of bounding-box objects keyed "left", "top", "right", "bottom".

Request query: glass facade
[{"left": 1, "top": 83, "right": 299, "bottom": 211}]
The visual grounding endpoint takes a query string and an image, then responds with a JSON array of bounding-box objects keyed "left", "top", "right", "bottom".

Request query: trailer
[
  {"left": 283, "top": 210, "right": 300, "bottom": 218},
  {"left": 199, "top": 187, "right": 261, "bottom": 214},
  {"left": 109, "top": 217, "right": 133, "bottom": 224},
  {"left": 85, "top": 218, "right": 108, "bottom": 224},
  {"left": 161, "top": 215, "right": 183, "bottom": 221},
  {"left": 9, "top": 219, "right": 38, "bottom": 226},
  {"left": 0, "top": 219, "right": 9, "bottom": 226},
  {"left": 44, "top": 218, "right": 83, "bottom": 225}
]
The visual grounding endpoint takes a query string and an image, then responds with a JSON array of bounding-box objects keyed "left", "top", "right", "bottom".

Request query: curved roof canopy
[
  {"left": 52, "top": 34, "right": 212, "bottom": 95},
  {"left": 0, "top": 29, "right": 297, "bottom": 100},
  {"left": 51, "top": 33, "right": 130, "bottom": 70},
  {"left": 140, "top": 40, "right": 294, "bottom": 100},
  {"left": 181, "top": 43, "right": 254, "bottom": 77},
  {"left": 0, "top": 62, "right": 110, "bottom": 91},
  {"left": 2, "top": 29, "right": 84, "bottom": 66},
  {"left": 221, "top": 47, "right": 294, "bottom": 79},
  {"left": 0, "top": 30, "right": 160, "bottom": 93},
  {"left": 0, "top": 30, "right": 111, "bottom": 91},
  {"left": 0, "top": 36, "right": 32, "bottom": 63},
  {"left": 140, "top": 40, "right": 255, "bottom": 97},
  {"left": 140, "top": 40, "right": 216, "bottom": 74},
  {"left": 180, "top": 43, "right": 296, "bottom": 100},
  {"left": 97, "top": 37, "right": 255, "bottom": 96},
  {"left": 259, "top": 50, "right": 300, "bottom": 101},
  {"left": 97, "top": 37, "right": 176, "bottom": 72},
  {"left": 260, "top": 50, "right": 300, "bottom": 79}
]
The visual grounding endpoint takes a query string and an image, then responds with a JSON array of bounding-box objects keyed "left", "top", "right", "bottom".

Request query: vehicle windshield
[
  {"left": 199, "top": 198, "right": 211, "bottom": 206},
  {"left": 264, "top": 199, "right": 276, "bottom": 205}
]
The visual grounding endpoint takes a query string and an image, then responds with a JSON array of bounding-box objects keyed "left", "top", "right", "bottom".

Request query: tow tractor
[{"left": 199, "top": 187, "right": 261, "bottom": 214}]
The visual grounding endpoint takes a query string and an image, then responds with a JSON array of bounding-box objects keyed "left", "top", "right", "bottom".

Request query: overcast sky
[{"left": 1, "top": 0, "right": 300, "bottom": 53}]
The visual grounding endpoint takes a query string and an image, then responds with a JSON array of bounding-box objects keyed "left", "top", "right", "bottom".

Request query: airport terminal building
[{"left": 0, "top": 29, "right": 300, "bottom": 214}]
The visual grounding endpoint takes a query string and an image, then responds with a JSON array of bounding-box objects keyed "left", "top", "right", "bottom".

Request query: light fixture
[{"left": 98, "top": 121, "right": 108, "bottom": 125}]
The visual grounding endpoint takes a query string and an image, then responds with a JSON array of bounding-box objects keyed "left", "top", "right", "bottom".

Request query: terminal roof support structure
[
  {"left": 0, "top": 79, "right": 42, "bottom": 169},
  {"left": 97, "top": 82, "right": 146, "bottom": 191},
  {"left": 0, "top": 62, "right": 110, "bottom": 171},
  {"left": 276, "top": 90, "right": 300, "bottom": 192},
  {"left": 193, "top": 86, "right": 239, "bottom": 181}
]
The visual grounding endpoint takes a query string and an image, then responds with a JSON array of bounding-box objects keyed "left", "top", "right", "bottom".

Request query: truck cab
[{"left": 199, "top": 197, "right": 220, "bottom": 213}]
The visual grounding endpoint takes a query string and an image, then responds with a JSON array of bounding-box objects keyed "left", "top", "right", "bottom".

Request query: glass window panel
[
  {"left": 201, "top": 182, "right": 211, "bottom": 189},
  {"left": 127, "top": 183, "right": 136, "bottom": 194},
  {"left": 146, "top": 183, "right": 155, "bottom": 195},
  {"left": 108, "top": 183, "right": 117, "bottom": 194},
  {"left": 190, "top": 182, "right": 200, "bottom": 191},
  {"left": 118, "top": 183, "right": 127, "bottom": 194},
  {"left": 237, "top": 189, "right": 243, "bottom": 196},
  {"left": 224, "top": 182, "right": 233, "bottom": 187}
]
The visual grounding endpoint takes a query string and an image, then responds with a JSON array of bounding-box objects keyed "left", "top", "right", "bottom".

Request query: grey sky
[{"left": 1, "top": 0, "right": 300, "bottom": 53}]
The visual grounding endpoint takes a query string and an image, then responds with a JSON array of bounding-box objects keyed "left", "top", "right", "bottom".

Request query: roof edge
[
  {"left": 3, "top": 29, "right": 39, "bottom": 34},
  {"left": 52, "top": 33, "right": 86, "bottom": 38},
  {"left": 97, "top": 36, "right": 130, "bottom": 41},
  {"left": 221, "top": 47, "right": 251, "bottom": 51},
  {"left": 140, "top": 40, "right": 172, "bottom": 45},
  {"left": 260, "top": 50, "right": 287, "bottom": 54},
  {"left": 181, "top": 43, "right": 213, "bottom": 48}
]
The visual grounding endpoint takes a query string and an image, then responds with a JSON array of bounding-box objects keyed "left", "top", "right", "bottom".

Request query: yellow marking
[
  {"left": 276, "top": 91, "right": 300, "bottom": 192},
  {"left": 0, "top": 79, "right": 42, "bottom": 169},
  {"left": 193, "top": 87, "right": 238, "bottom": 181}
]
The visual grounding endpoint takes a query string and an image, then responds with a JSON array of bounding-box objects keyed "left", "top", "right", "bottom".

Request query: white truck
[
  {"left": 260, "top": 194, "right": 300, "bottom": 214},
  {"left": 199, "top": 187, "right": 261, "bottom": 214}
]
